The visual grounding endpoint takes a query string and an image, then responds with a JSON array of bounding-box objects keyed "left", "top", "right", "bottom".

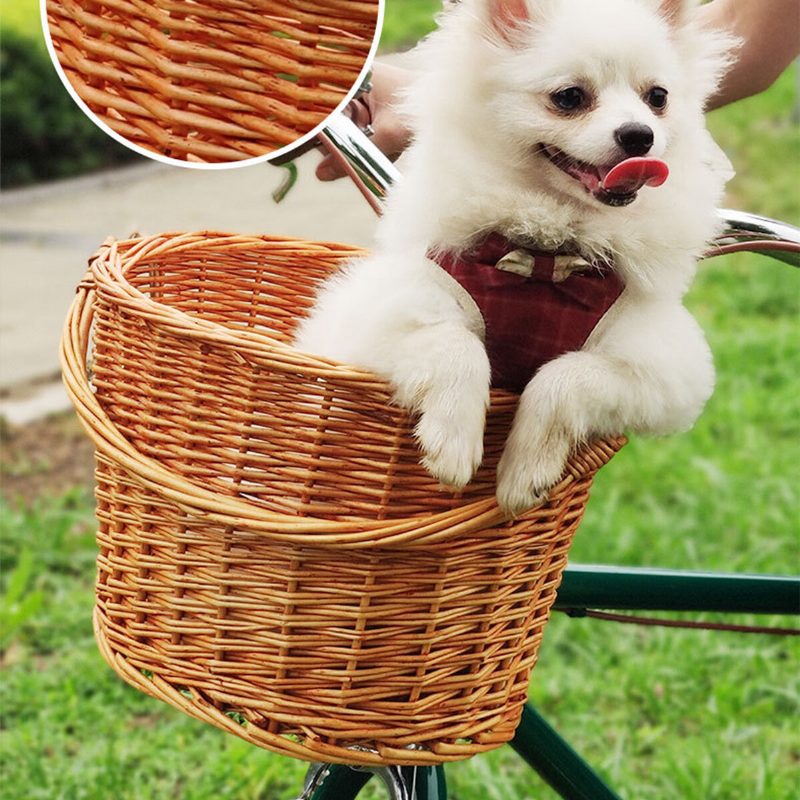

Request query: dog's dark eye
[
  {"left": 551, "top": 87, "right": 587, "bottom": 112},
  {"left": 646, "top": 86, "right": 668, "bottom": 111}
]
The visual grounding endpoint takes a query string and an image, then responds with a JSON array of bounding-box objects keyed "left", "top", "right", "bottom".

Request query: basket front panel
[
  {"left": 123, "top": 245, "right": 347, "bottom": 342},
  {"left": 91, "top": 241, "right": 522, "bottom": 520},
  {"left": 78, "top": 234, "right": 623, "bottom": 764},
  {"left": 93, "top": 454, "right": 589, "bottom": 763},
  {"left": 47, "top": 0, "right": 380, "bottom": 161}
]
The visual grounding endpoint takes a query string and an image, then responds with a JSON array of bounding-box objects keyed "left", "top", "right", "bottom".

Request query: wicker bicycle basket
[
  {"left": 61, "top": 232, "right": 623, "bottom": 766},
  {"left": 46, "top": 0, "right": 379, "bottom": 162}
]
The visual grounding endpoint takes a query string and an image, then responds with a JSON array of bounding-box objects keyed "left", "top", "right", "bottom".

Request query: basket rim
[
  {"left": 62, "top": 232, "right": 625, "bottom": 548},
  {"left": 90, "top": 232, "right": 388, "bottom": 384}
]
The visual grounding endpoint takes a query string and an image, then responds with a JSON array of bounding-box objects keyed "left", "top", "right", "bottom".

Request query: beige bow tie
[{"left": 495, "top": 249, "right": 591, "bottom": 282}]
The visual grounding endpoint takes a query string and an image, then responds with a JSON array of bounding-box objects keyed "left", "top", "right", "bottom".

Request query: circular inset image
[{"left": 44, "top": 0, "right": 382, "bottom": 166}]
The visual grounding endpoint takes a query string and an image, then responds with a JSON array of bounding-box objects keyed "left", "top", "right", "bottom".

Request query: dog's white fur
[{"left": 295, "top": 0, "right": 736, "bottom": 515}]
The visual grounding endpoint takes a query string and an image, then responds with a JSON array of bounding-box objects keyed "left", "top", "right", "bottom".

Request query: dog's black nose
[{"left": 614, "top": 123, "right": 654, "bottom": 156}]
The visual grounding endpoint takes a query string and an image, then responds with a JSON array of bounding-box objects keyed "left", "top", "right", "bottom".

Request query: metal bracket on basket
[
  {"left": 293, "top": 761, "right": 412, "bottom": 800},
  {"left": 350, "top": 764, "right": 416, "bottom": 800},
  {"left": 292, "top": 762, "right": 330, "bottom": 800}
]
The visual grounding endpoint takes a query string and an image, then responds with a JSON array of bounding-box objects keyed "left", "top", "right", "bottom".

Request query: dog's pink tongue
[{"left": 601, "top": 157, "right": 669, "bottom": 194}]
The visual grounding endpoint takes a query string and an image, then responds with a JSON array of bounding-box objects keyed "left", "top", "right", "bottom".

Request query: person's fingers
[
  {"left": 374, "top": 121, "right": 412, "bottom": 162},
  {"left": 316, "top": 154, "right": 342, "bottom": 181},
  {"left": 314, "top": 63, "right": 415, "bottom": 181}
]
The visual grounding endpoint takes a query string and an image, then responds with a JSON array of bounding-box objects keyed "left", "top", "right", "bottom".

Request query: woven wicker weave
[
  {"left": 47, "top": 0, "right": 379, "bottom": 162},
  {"left": 61, "top": 232, "right": 623, "bottom": 765}
]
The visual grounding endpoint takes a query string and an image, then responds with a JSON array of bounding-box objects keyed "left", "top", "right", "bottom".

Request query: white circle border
[{"left": 40, "top": 0, "right": 385, "bottom": 170}]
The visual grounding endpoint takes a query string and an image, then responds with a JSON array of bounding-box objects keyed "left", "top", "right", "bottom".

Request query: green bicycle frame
[{"left": 555, "top": 564, "right": 800, "bottom": 614}]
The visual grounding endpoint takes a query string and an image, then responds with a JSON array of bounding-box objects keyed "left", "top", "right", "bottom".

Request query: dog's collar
[{"left": 431, "top": 232, "right": 613, "bottom": 283}]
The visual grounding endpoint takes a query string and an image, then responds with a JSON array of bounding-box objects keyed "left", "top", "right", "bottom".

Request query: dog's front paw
[
  {"left": 496, "top": 434, "right": 569, "bottom": 517},
  {"left": 416, "top": 407, "right": 484, "bottom": 490}
]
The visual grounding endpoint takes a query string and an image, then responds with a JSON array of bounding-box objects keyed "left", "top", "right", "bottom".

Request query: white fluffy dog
[{"left": 295, "top": 0, "right": 735, "bottom": 515}]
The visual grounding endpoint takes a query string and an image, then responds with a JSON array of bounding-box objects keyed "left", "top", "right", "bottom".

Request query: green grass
[{"left": 2, "top": 12, "right": 799, "bottom": 800}]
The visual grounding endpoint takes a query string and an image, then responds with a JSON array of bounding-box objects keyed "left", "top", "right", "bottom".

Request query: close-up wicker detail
[
  {"left": 46, "top": 0, "right": 379, "bottom": 162},
  {"left": 61, "top": 232, "right": 624, "bottom": 765}
]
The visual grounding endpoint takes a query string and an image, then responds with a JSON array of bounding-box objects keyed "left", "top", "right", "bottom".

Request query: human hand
[
  {"left": 315, "top": 62, "right": 416, "bottom": 181},
  {"left": 697, "top": 0, "right": 800, "bottom": 109}
]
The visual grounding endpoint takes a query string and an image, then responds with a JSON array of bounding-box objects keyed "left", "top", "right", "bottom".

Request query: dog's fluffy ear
[
  {"left": 485, "top": 0, "right": 534, "bottom": 45},
  {"left": 489, "top": 0, "right": 529, "bottom": 34},
  {"left": 653, "top": 0, "right": 696, "bottom": 27},
  {"left": 648, "top": 0, "right": 739, "bottom": 103}
]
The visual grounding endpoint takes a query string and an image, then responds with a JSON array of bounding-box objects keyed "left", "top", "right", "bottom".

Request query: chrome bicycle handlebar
[
  {"left": 323, "top": 114, "right": 400, "bottom": 203},
  {"left": 320, "top": 114, "right": 800, "bottom": 268}
]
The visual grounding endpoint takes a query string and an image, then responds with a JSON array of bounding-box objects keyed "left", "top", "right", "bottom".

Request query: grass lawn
[{"left": 2, "top": 4, "right": 799, "bottom": 799}]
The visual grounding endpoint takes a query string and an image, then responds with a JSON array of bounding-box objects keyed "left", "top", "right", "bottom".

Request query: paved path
[{"left": 0, "top": 154, "right": 377, "bottom": 422}]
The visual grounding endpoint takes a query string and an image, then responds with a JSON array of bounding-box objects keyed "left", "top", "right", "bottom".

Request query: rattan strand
[
  {"left": 61, "top": 233, "right": 624, "bottom": 765},
  {"left": 47, "top": 0, "right": 379, "bottom": 162}
]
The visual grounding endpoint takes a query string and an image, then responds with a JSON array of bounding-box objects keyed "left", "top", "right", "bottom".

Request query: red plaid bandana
[{"left": 430, "top": 233, "right": 624, "bottom": 393}]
